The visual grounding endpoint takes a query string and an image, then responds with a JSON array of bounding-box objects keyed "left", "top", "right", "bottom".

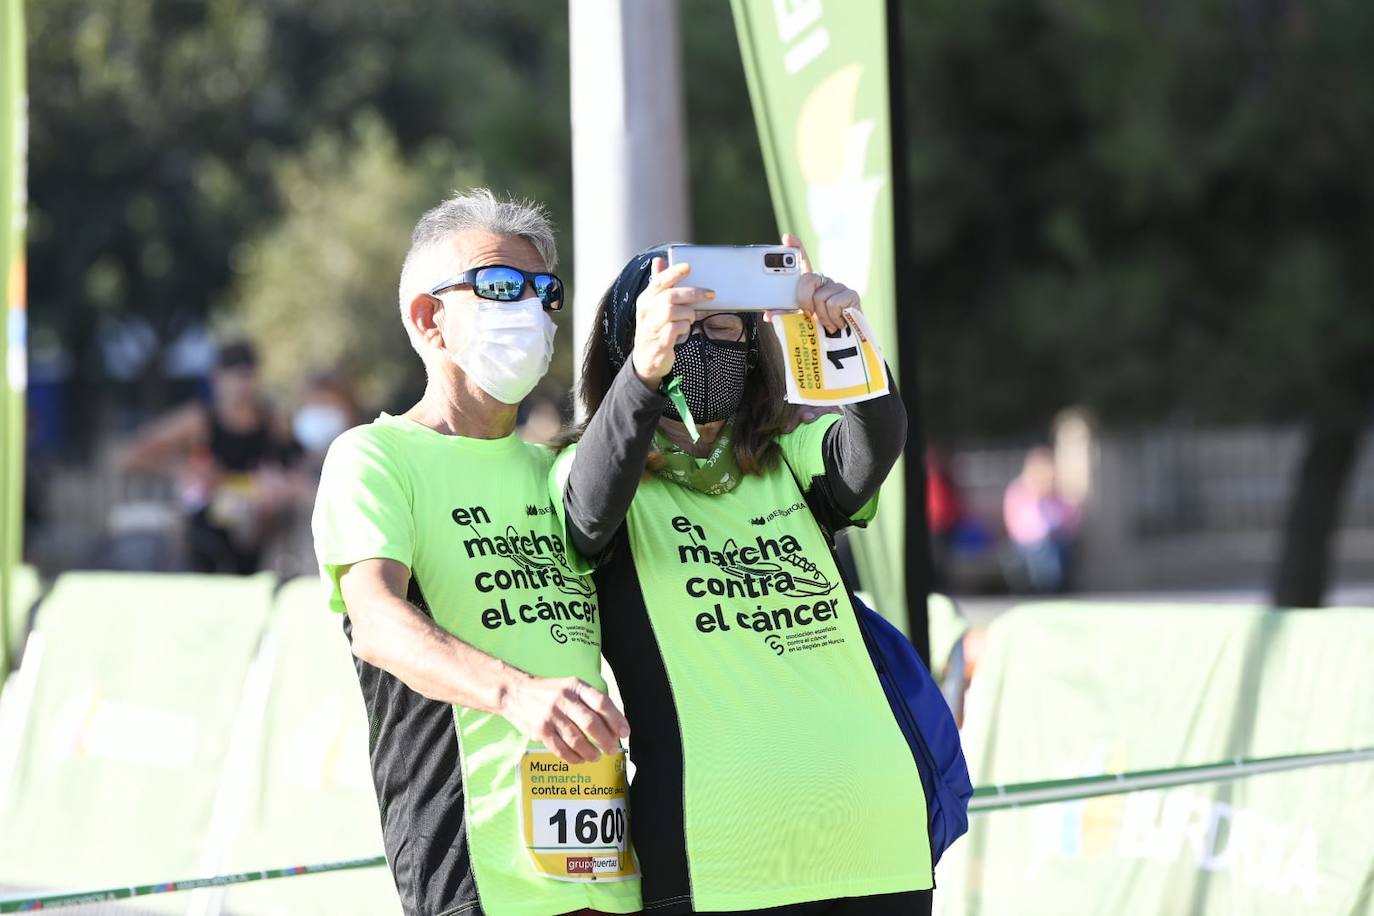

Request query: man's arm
[
  {"left": 117, "top": 403, "right": 208, "bottom": 472},
  {"left": 339, "top": 557, "right": 629, "bottom": 764}
]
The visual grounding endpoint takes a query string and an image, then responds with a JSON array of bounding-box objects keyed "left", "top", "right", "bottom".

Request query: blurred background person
[
  {"left": 117, "top": 340, "right": 298, "bottom": 574},
  {"left": 516, "top": 389, "right": 565, "bottom": 446},
  {"left": 290, "top": 371, "right": 361, "bottom": 475},
  {"left": 1002, "top": 446, "right": 1081, "bottom": 593},
  {"left": 926, "top": 445, "right": 964, "bottom": 589},
  {"left": 270, "top": 371, "right": 363, "bottom": 576},
  {"left": 923, "top": 445, "right": 998, "bottom": 593}
]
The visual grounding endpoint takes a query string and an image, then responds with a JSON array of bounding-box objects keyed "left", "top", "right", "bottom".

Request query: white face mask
[
  {"left": 449, "top": 295, "right": 556, "bottom": 405},
  {"left": 293, "top": 404, "right": 350, "bottom": 453}
]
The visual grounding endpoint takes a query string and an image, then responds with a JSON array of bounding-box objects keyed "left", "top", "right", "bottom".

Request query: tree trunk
[{"left": 1271, "top": 420, "right": 1363, "bottom": 608}]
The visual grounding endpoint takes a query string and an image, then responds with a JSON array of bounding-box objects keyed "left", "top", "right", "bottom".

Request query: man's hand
[
  {"left": 340, "top": 559, "right": 630, "bottom": 767},
  {"left": 631, "top": 257, "right": 714, "bottom": 387},
  {"left": 502, "top": 674, "right": 632, "bottom": 764},
  {"left": 771, "top": 233, "right": 861, "bottom": 334}
]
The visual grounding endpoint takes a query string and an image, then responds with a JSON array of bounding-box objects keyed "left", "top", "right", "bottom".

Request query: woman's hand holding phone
[
  {"left": 768, "top": 233, "right": 862, "bottom": 334},
  {"left": 631, "top": 258, "right": 715, "bottom": 388}
]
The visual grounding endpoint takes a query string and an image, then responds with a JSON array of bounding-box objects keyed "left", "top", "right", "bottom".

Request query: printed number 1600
[{"left": 542, "top": 804, "right": 627, "bottom": 848}]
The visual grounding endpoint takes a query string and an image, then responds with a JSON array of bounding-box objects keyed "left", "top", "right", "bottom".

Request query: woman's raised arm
[
  {"left": 563, "top": 361, "right": 668, "bottom": 558},
  {"left": 821, "top": 368, "right": 908, "bottom": 517},
  {"left": 563, "top": 257, "right": 712, "bottom": 557}
]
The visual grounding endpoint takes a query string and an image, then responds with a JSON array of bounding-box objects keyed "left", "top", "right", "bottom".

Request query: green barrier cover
[
  {"left": 938, "top": 603, "right": 1374, "bottom": 916},
  {"left": 220, "top": 576, "right": 400, "bottom": 915},
  {"left": 0, "top": 572, "right": 275, "bottom": 910},
  {"left": 927, "top": 593, "right": 967, "bottom": 682},
  {"left": 4, "top": 564, "right": 37, "bottom": 666},
  {"left": 729, "top": 0, "right": 907, "bottom": 636}
]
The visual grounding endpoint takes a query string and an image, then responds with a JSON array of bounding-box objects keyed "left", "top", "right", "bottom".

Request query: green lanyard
[
  {"left": 662, "top": 376, "right": 700, "bottom": 443},
  {"left": 653, "top": 424, "right": 741, "bottom": 495}
]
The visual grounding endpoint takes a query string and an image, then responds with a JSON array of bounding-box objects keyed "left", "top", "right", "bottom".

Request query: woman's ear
[{"left": 409, "top": 293, "right": 446, "bottom": 351}]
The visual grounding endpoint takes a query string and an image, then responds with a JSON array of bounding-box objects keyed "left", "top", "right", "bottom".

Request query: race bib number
[
  {"left": 773, "top": 307, "right": 889, "bottom": 407},
  {"left": 519, "top": 748, "right": 638, "bottom": 882}
]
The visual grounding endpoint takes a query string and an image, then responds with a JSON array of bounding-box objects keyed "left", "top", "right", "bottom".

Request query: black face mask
[{"left": 663, "top": 335, "right": 750, "bottom": 424}]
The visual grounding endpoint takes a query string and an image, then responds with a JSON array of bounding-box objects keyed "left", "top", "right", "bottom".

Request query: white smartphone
[{"left": 665, "top": 244, "right": 802, "bottom": 311}]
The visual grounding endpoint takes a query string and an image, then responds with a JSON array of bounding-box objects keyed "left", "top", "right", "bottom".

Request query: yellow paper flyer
[{"left": 772, "top": 307, "right": 889, "bottom": 406}]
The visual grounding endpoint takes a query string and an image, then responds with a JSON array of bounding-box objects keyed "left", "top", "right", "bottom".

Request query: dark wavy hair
[{"left": 576, "top": 286, "right": 791, "bottom": 476}]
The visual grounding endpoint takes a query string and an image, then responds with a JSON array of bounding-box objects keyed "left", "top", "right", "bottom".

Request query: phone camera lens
[{"left": 783, "top": 254, "right": 796, "bottom": 267}]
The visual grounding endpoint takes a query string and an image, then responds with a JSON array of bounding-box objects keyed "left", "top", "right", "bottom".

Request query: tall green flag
[
  {"left": 730, "top": 0, "right": 929, "bottom": 650},
  {"left": 1, "top": 0, "right": 27, "bottom": 680}
]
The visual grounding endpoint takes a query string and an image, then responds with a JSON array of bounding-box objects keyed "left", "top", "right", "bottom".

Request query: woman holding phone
[{"left": 551, "top": 236, "right": 933, "bottom": 915}]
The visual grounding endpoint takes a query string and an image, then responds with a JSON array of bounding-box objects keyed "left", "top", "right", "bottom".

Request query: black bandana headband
[{"left": 602, "top": 245, "right": 667, "bottom": 375}]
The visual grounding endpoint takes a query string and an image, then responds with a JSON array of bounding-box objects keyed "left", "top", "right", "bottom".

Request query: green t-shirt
[
  {"left": 313, "top": 414, "right": 640, "bottom": 916},
  {"left": 553, "top": 415, "right": 932, "bottom": 911}
]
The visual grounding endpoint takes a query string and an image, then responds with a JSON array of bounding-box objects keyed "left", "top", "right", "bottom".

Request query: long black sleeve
[
  {"left": 820, "top": 367, "right": 908, "bottom": 517},
  {"left": 563, "top": 360, "right": 667, "bottom": 559},
  {"left": 566, "top": 361, "right": 906, "bottom": 554}
]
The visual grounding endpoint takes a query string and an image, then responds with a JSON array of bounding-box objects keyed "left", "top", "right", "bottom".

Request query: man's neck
[
  {"left": 658, "top": 417, "right": 726, "bottom": 457},
  {"left": 405, "top": 373, "right": 518, "bottom": 439}
]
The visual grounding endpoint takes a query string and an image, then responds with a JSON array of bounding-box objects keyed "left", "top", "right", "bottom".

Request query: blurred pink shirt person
[
  {"left": 1003, "top": 447, "right": 1080, "bottom": 592},
  {"left": 1003, "top": 447, "right": 1079, "bottom": 544}
]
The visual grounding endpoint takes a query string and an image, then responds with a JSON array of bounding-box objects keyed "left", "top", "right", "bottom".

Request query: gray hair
[{"left": 397, "top": 188, "right": 558, "bottom": 328}]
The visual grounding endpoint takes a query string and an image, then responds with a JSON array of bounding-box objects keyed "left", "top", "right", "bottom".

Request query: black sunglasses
[{"left": 428, "top": 264, "right": 564, "bottom": 311}]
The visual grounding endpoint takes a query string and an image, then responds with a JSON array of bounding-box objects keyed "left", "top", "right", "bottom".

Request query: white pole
[{"left": 569, "top": 0, "right": 690, "bottom": 415}]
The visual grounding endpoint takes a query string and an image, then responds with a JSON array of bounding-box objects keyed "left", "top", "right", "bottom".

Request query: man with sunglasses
[{"left": 312, "top": 189, "right": 639, "bottom": 916}]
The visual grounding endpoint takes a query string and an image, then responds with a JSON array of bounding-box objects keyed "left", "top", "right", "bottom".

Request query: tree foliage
[
  {"left": 26, "top": 0, "right": 1374, "bottom": 439},
  {"left": 28, "top": 0, "right": 573, "bottom": 412},
  {"left": 226, "top": 114, "right": 476, "bottom": 406},
  {"left": 900, "top": 0, "right": 1374, "bottom": 438}
]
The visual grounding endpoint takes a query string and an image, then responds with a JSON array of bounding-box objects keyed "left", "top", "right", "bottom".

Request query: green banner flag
[
  {"left": 730, "top": 0, "right": 913, "bottom": 637},
  {"left": 0, "top": 0, "right": 26, "bottom": 682},
  {"left": 941, "top": 602, "right": 1374, "bottom": 915}
]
